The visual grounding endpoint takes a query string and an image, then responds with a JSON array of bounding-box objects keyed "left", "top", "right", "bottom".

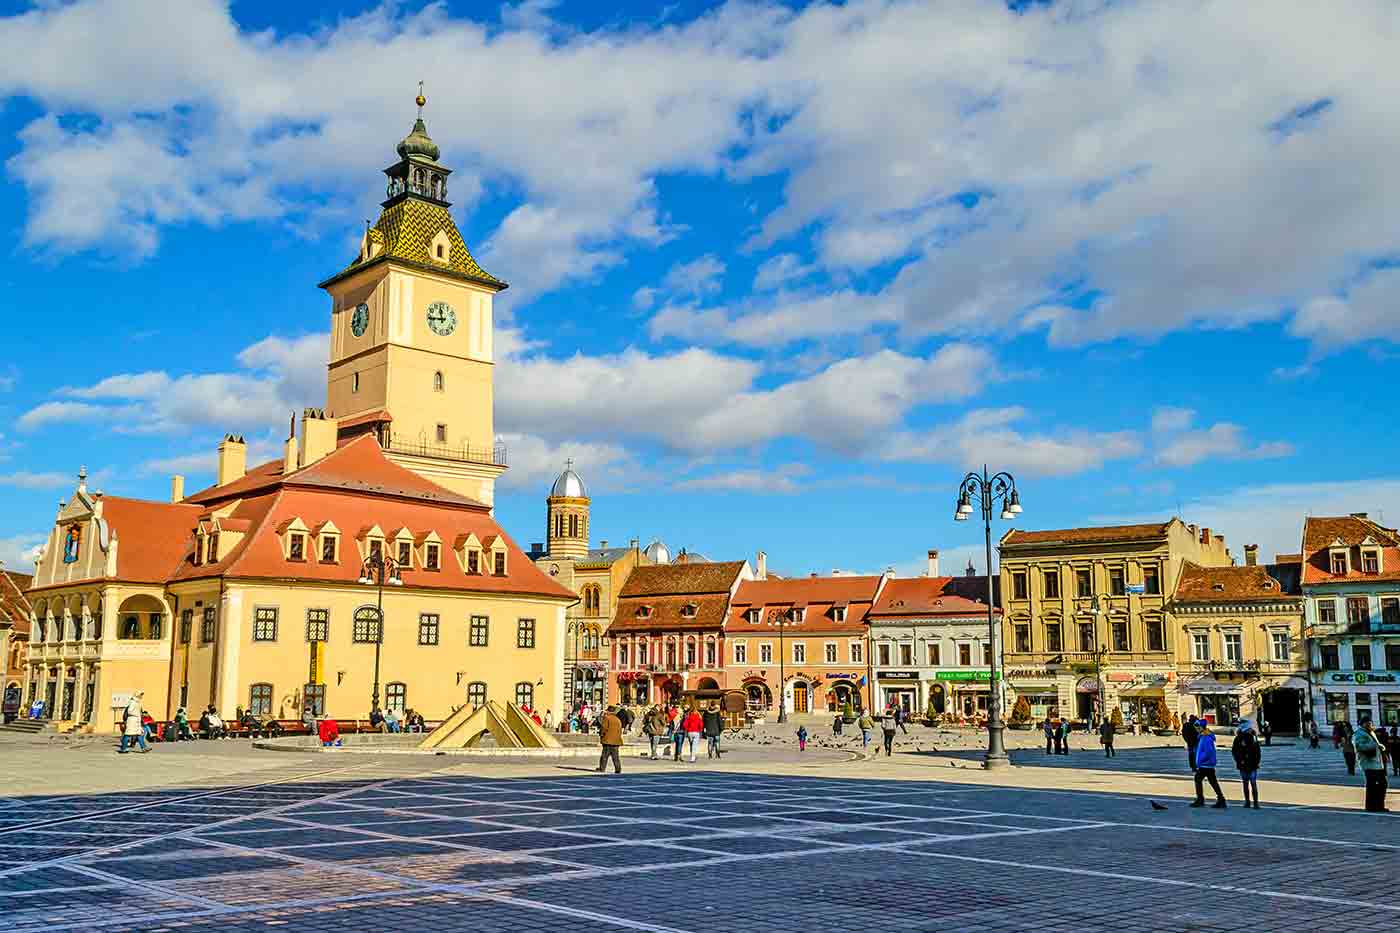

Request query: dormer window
[
  {"left": 747, "top": 608, "right": 761, "bottom": 624},
  {"left": 207, "top": 534, "right": 219, "bottom": 563},
  {"left": 289, "top": 533, "right": 305, "bottom": 561},
  {"left": 369, "top": 539, "right": 383, "bottom": 562},
  {"left": 1362, "top": 549, "right": 1381, "bottom": 574},
  {"left": 425, "top": 543, "right": 440, "bottom": 571},
  {"left": 790, "top": 608, "right": 806, "bottom": 623},
  {"left": 467, "top": 549, "right": 480, "bottom": 574},
  {"left": 636, "top": 605, "right": 653, "bottom": 619},
  {"left": 1330, "top": 550, "right": 1348, "bottom": 575},
  {"left": 833, "top": 607, "right": 847, "bottom": 622},
  {"left": 681, "top": 603, "right": 698, "bottom": 619},
  {"left": 193, "top": 532, "right": 204, "bottom": 566},
  {"left": 321, "top": 535, "right": 338, "bottom": 563},
  {"left": 493, "top": 551, "right": 506, "bottom": 576}
]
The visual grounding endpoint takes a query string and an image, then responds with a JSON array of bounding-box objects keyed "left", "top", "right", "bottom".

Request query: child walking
[{"left": 796, "top": 724, "right": 809, "bottom": 752}]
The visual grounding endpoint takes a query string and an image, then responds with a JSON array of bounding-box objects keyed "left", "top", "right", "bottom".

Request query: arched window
[
  {"left": 583, "top": 584, "right": 601, "bottom": 616},
  {"left": 386, "top": 682, "right": 407, "bottom": 712},
  {"left": 515, "top": 681, "right": 534, "bottom": 708},
  {"left": 569, "top": 514, "right": 579, "bottom": 537},
  {"left": 467, "top": 681, "right": 487, "bottom": 708},
  {"left": 122, "top": 616, "right": 140, "bottom": 639},
  {"left": 69, "top": 615, "right": 81, "bottom": 641},
  {"left": 249, "top": 683, "right": 273, "bottom": 716},
  {"left": 555, "top": 514, "right": 564, "bottom": 538},
  {"left": 433, "top": 371, "right": 444, "bottom": 392},
  {"left": 147, "top": 613, "right": 162, "bottom": 641}
]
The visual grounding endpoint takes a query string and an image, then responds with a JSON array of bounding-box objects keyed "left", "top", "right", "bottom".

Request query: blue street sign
[{"left": 1125, "top": 583, "right": 1146, "bottom": 594}]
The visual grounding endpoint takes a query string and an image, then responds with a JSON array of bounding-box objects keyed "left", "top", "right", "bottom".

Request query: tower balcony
[{"left": 383, "top": 432, "right": 507, "bottom": 468}]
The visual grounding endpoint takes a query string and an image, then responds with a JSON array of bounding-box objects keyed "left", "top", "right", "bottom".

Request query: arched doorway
[
  {"left": 929, "top": 681, "right": 947, "bottom": 715},
  {"left": 744, "top": 680, "right": 772, "bottom": 714},
  {"left": 661, "top": 678, "right": 681, "bottom": 703},
  {"left": 697, "top": 677, "right": 719, "bottom": 691},
  {"left": 792, "top": 679, "right": 809, "bottom": 714}
]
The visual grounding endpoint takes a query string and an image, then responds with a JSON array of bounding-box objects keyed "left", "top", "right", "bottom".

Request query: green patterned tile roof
[{"left": 325, "top": 197, "right": 506, "bottom": 290}]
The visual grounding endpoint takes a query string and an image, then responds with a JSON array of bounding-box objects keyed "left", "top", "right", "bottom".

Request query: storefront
[
  {"left": 1075, "top": 676, "right": 1100, "bottom": 721},
  {"left": 1180, "top": 675, "right": 1247, "bottom": 727},
  {"left": 877, "top": 670, "right": 920, "bottom": 713},
  {"left": 1006, "top": 667, "right": 1060, "bottom": 720},
  {"left": 822, "top": 673, "right": 864, "bottom": 712},
  {"left": 1314, "top": 670, "right": 1400, "bottom": 726},
  {"left": 936, "top": 670, "right": 995, "bottom": 721}
]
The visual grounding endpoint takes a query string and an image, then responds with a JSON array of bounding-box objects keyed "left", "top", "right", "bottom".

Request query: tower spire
[{"left": 416, "top": 80, "right": 426, "bottom": 117}]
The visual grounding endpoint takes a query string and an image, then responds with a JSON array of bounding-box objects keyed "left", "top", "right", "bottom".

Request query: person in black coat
[
  {"left": 1231, "top": 719, "right": 1263, "bottom": 809},
  {"left": 702, "top": 704, "right": 725, "bottom": 759},
  {"left": 1182, "top": 715, "right": 1200, "bottom": 772}
]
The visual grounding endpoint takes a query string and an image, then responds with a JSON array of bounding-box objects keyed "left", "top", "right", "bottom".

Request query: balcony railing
[
  {"left": 1005, "top": 650, "right": 1172, "bottom": 665},
  {"left": 384, "top": 432, "right": 507, "bottom": 467}
]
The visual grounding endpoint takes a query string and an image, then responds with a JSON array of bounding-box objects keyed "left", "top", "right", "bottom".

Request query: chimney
[
  {"left": 216, "top": 434, "right": 247, "bottom": 486},
  {"left": 170, "top": 475, "right": 185, "bottom": 503},
  {"left": 756, "top": 550, "right": 768, "bottom": 581},
  {"left": 299, "top": 408, "right": 339, "bottom": 468},
  {"left": 927, "top": 549, "right": 940, "bottom": 577},
  {"left": 600, "top": 539, "right": 608, "bottom": 550},
  {"left": 966, "top": 558, "right": 976, "bottom": 577},
  {"left": 1200, "top": 526, "right": 1210, "bottom": 545},
  {"left": 282, "top": 415, "right": 299, "bottom": 475},
  {"left": 1244, "top": 544, "right": 1258, "bottom": 566}
]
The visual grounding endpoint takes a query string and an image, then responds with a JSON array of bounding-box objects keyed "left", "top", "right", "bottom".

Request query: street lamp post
[
  {"left": 954, "top": 465, "right": 1022, "bottom": 770},
  {"left": 777, "top": 609, "right": 788, "bottom": 723},
  {"left": 1078, "top": 594, "right": 1109, "bottom": 727},
  {"left": 358, "top": 553, "right": 402, "bottom": 714}
]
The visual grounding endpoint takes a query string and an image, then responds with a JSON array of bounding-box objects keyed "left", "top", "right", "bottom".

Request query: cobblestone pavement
[{"left": 3, "top": 752, "right": 1398, "bottom": 932}]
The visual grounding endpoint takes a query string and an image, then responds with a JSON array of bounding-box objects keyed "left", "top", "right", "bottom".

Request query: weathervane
[{"left": 416, "top": 81, "right": 426, "bottom": 117}]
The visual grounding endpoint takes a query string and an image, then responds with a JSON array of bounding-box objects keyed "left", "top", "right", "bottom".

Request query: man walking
[
  {"left": 1231, "top": 719, "right": 1262, "bottom": 809},
  {"left": 881, "top": 707, "right": 898, "bottom": 756},
  {"left": 1341, "top": 721, "right": 1358, "bottom": 775},
  {"left": 1190, "top": 719, "right": 1227, "bottom": 809},
  {"left": 1057, "top": 717, "right": 1071, "bottom": 755},
  {"left": 702, "top": 703, "right": 724, "bottom": 759},
  {"left": 1099, "top": 717, "right": 1116, "bottom": 758},
  {"left": 1353, "top": 719, "right": 1390, "bottom": 813},
  {"left": 595, "top": 705, "right": 624, "bottom": 774},
  {"left": 1182, "top": 714, "right": 1200, "bottom": 772},
  {"left": 643, "top": 705, "right": 665, "bottom": 760}
]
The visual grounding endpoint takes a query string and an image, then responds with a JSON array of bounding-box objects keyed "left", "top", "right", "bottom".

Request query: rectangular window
[
  {"left": 958, "top": 643, "right": 972, "bottom": 666},
  {"left": 1012, "top": 572, "right": 1028, "bottom": 600},
  {"left": 1325, "top": 691, "right": 1349, "bottom": 724},
  {"left": 1223, "top": 632, "right": 1242, "bottom": 664},
  {"left": 1382, "top": 598, "right": 1400, "bottom": 625},
  {"left": 321, "top": 535, "right": 338, "bottom": 563},
  {"left": 1331, "top": 552, "right": 1348, "bottom": 575},
  {"left": 926, "top": 642, "right": 941, "bottom": 665},
  {"left": 398, "top": 541, "right": 412, "bottom": 567},
  {"left": 1320, "top": 644, "right": 1340, "bottom": 670},
  {"left": 878, "top": 643, "right": 891, "bottom": 666},
  {"left": 824, "top": 642, "right": 837, "bottom": 663},
  {"left": 734, "top": 642, "right": 747, "bottom": 664},
  {"left": 469, "top": 616, "right": 489, "bottom": 647},
  {"left": 306, "top": 609, "right": 329, "bottom": 643},
  {"left": 467, "top": 550, "right": 480, "bottom": 574},
  {"left": 705, "top": 641, "right": 716, "bottom": 667},
  {"left": 517, "top": 619, "right": 536, "bottom": 648},
  {"left": 467, "top": 682, "right": 487, "bottom": 708},
  {"left": 983, "top": 644, "right": 992, "bottom": 665},
  {"left": 793, "top": 643, "right": 806, "bottom": 663},
  {"left": 1146, "top": 619, "right": 1165, "bottom": 652},
  {"left": 1191, "top": 632, "right": 1210, "bottom": 662},
  {"left": 1078, "top": 622, "right": 1095, "bottom": 652},
  {"left": 207, "top": 534, "right": 219, "bottom": 563},
  {"left": 684, "top": 641, "right": 696, "bottom": 667},
  {"left": 1109, "top": 568, "right": 1125, "bottom": 596},
  {"left": 249, "top": 683, "right": 273, "bottom": 716},
  {"left": 1112, "top": 621, "right": 1129, "bottom": 652},
  {"left": 201, "top": 607, "right": 217, "bottom": 645},
  {"left": 850, "top": 641, "right": 863, "bottom": 663},
  {"left": 1318, "top": 600, "right": 1337, "bottom": 625},
  {"left": 1043, "top": 569, "right": 1060, "bottom": 599},
  {"left": 760, "top": 643, "right": 773, "bottom": 664},
  {"left": 289, "top": 534, "right": 305, "bottom": 561},
  {"left": 1385, "top": 643, "right": 1400, "bottom": 670},
  {"left": 1014, "top": 625, "right": 1030, "bottom": 653},
  {"left": 1362, "top": 552, "right": 1380, "bottom": 574},
  {"left": 1347, "top": 597, "right": 1370, "bottom": 629},
  {"left": 303, "top": 683, "right": 326, "bottom": 717},
  {"left": 369, "top": 539, "right": 382, "bottom": 562},
  {"left": 252, "top": 607, "right": 278, "bottom": 642},
  {"left": 637, "top": 642, "right": 648, "bottom": 664},
  {"left": 418, "top": 614, "right": 440, "bottom": 646},
  {"left": 898, "top": 643, "right": 913, "bottom": 666},
  {"left": 1045, "top": 623, "right": 1062, "bottom": 652},
  {"left": 352, "top": 612, "right": 381, "bottom": 643},
  {"left": 180, "top": 609, "right": 193, "bottom": 645},
  {"left": 1076, "top": 568, "right": 1093, "bottom": 598},
  {"left": 494, "top": 552, "right": 506, "bottom": 576},
  {"left": 832, "top": 607, "right": 847, "bottom": 622},
  {"left": 386, "top": 682, "right": 407, "bottom": 712},
  {"left": 1143, "top": 566, "right": 1160, "bottom": 595},
  {"left": 435, "top": 423, "right": 448, "bottom": 444},
  {"left": 618, "top": 644, "right": 630, "bottom": 666},
  {"left": 1270, "top": 632, "right": 1289, "bottom": 662},
  {"left": 425, "top": 544, "right": 440, "bottom": 571},
  {"left": 1353, "top": 644, "right": 1372, "bottom": 670},
  {"left": 149, "top": 613, "right": 163, "bottom": 641}
]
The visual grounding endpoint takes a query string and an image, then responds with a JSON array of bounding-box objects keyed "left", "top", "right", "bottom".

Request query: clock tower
[{"left": 318, "top": 91, "right": 508, "bottom": 506}]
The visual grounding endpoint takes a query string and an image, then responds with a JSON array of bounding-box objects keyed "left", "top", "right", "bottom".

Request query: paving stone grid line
[{"left": 3, "top": 766, "right": 1398, "bottom": 932}]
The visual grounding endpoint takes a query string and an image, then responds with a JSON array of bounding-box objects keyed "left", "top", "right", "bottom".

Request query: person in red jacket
[
  {"left": 682, "top": 707, "right": 704, "bottom": 763},
  {"left": 318, "top": 718, "right": 341, "bottom": 747}
]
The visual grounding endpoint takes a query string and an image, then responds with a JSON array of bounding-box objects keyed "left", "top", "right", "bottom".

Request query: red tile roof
[
  {"left": 1, "top": 569, "right": 33, "bottom": 634},
  {"left": 1301, "top": 515, "right": 1400, "bottom": 585},
  {"left": 619, "top": 561, "right": 746, "bottom": 598},
  {"left": 1173, "top": 561, "right": 1302, "bottom": 603},
  {"left": 868, "top": 576, "right": 998, "bottom": 618},
  {"left": 101, "top": 496, "right": 205, "bottom": 584},
  {"left": 1001, "top": 522, "right": 1172, "bottom": 547},
  {"left": 725, "top": 575, "right": 882, "bottom": 633},
  {"left": 608, "top": 593, "right": 731, "bottom": 634}
]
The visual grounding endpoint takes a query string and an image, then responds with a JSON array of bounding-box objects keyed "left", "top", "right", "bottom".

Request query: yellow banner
[{"left": 309, "top": 641, "right": 325, "bottom": 685}]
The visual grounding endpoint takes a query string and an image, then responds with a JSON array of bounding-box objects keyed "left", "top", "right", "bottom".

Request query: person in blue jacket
[{"left": 1189, "top": 719, "right": 1227, "bottom": 808}]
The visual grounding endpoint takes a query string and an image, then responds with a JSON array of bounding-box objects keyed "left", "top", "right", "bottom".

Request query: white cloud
[
  {"left": 17, "top": 400, "right": 118, "bottom": 431},
  {"left": 1151, "top": 406, "right": 1195, "bottom": 434},
  {"left": 674, "top": 463, "right": 811, "bottom": 494},
  {"left": 0, "top": 470, "right": 72, "bottom": 490},
  {"left": 1289, "top": 265, "right": 1400, "bottom": 354},
  {"left": 632, "top": 254, "right": 727, "bottom": 314},
  {"left": 0, "top": 533, "right": 46, "bottom": 568},
  {"left": 495, "top": 432, "right": 636, "bottom": 493},
  {"left": 1148, "top": 406, "right": 1295, "bottom": 467},
  {"left": 648, "top": 289, "right": 901, "bottom": 347},
  {"left": 753, "top": 253, "right": 817, "bottom": 291},
  {"left": 880, "top": 407, "right": 1143, "bottom": 478}
]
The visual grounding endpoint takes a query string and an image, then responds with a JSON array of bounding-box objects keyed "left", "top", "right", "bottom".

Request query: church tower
[
  {"left": 546, "top": 461, "right": 589, "bottom": 560},
  {"left": 318, "top": 88, "right": 508, "bottom": 506}
]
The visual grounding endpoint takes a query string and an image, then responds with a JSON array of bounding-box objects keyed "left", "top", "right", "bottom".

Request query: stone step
[{"left": 0, "top": 719, "right": 51, "bottom": 734}]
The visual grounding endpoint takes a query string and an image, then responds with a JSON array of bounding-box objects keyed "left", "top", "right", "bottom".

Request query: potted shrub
[
  {"left": 1007, "top": 695, "right": 1033, "bottom": 730},
  {"left": 842, "top": 700, "right": 856, "bottom": 724},
  {"left": 1152, "top": 698, "right": 1176, "bottom": 736}
]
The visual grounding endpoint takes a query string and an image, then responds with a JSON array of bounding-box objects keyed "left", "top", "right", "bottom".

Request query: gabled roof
[
  {"left": 608, "top": 593, "right": 731, "bottom": 635},
  {"left": 0, "top": 569, "right": 33, "bottom": 634},
  {"left": 320, "top": 197, "right": 506, "bottom": 291},
  {"left": 99, "top": 496, "right": 204, "bottom": 585},
  {"left": 868, "top": 576, "right": 999, "bottom": 618},
  {"left": 1173, "top": 561, "right": 1302, "bottom": 604},
  {"left": 619, "top": 561, "right": 746, "bottom": 598},
  {"left": 1001, "top": 522, "right": 1172, "bottom": 548},
  {"left": 1301, "top": 515, "right": 1400, "bottom": 585},
  {"left": 724, "top": 575, "right": 882, "bottom": 633}
]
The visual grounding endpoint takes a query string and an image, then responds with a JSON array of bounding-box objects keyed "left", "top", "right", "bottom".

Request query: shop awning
[
  {"left": 1179, "top": 676, "right": 1249, "bottom": 695},
  {"left": 1260, "top": 675, "right": 1309, "bottom": 692},
  {"left": 1118, "top": 684, "right": 1166, "bottom": 696}
]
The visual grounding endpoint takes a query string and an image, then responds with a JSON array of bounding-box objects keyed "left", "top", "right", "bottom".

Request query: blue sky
[{"left": 2, "top": 0, "right": 1399, "bottom": 577}]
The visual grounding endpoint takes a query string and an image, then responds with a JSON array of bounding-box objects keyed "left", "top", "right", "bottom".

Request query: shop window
[
  {"left": 418, "top": 614, "right": 440, "bottom": 646},
  {"left": 1014, "top": 625, "right": 1030, "bottom": 653},
  {"left": 1325, "top": 691, "right": 1350, "bottom": 724},
  {"left": 1045, "top": 623, "right": 1062, "bottom": 652},
  {"left": 1146, "top": 619, "right": 1165, "bottom": 652},
  {"left": 1352, "top": 644, "right": 1372, "bottom": 670},
  {"left": 1356, "top": 692, "right": 1373, "bottom": 723},
  {"left": 515, "top": 682, "right": 534, "bottom": 708},
  {"left": 253, "top": 607, "right": 278, "bottom": 642},
  {"left": 1143, "top": 566, "right": 1160, "bottom": 595},
  {"left": 386, "top": 682, "right": 406, "bottom": 712},
  {"left": 517, "top": 619, "right": 536, "bottom": 649},
  {"left": 469, "top": 616, "right": 489, "bottom": 646},
  {"left": 1320, "top": 644, "right": 1340, "bottom": 670},
  {"left": 306, "top": 609, "right": 329, "bottom": 642},
  {"left": 249, "top": 683, "right": 273, "bottom": 716},
  {"left": 1012, "top": 572, "right": 1027, "bottom": 600},
  {"left": 1043, "top": 569, "right": 1060, "bottom": 599},
  {"left": 467, "top": 681, "right": 487, "bottom": 708}
]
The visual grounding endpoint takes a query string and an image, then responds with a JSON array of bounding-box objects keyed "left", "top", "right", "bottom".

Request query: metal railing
[{"left": 383, "top": 432, "right": 507, "bottom": 467}]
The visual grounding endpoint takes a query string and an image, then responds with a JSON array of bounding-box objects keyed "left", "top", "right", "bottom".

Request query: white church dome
[{"left": 550, "top": 460, "right": 587, "bottom": 498}]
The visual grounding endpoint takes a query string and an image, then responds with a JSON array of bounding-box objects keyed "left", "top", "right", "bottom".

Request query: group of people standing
[
  {"left": 1330, "top": 719, "right": 1396, "bottom": 813},
  {"left": 596, "top": 702, "right": 727, "bottom": 773},
  {"left": 1042, "top": 717, "right": 1074, "bottom": 755}
]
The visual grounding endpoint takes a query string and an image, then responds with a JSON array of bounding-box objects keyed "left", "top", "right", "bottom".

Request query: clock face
[
  {"left": 426, "top": 301, "right": 457, "bottom": 336},
  {"left": 350, "top": 303, "right": 369, "bottom": 337}
]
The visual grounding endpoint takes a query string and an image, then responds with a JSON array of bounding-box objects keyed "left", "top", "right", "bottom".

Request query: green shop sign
[{"left": 935, "top": 670, "right": 1001, "bottom": 682}]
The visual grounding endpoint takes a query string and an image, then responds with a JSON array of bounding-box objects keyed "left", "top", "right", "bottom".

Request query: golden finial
[{"left": 416, "top": 81, "right": 426, "bottom": 115}]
